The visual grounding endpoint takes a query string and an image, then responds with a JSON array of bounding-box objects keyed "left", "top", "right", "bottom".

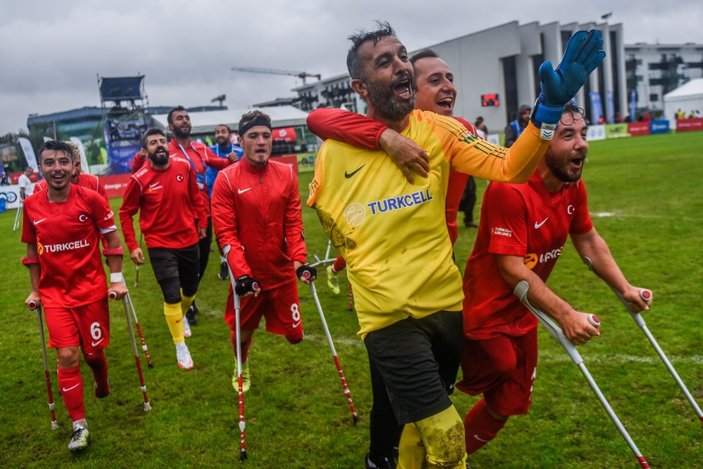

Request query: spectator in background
[
  {"left": 1, "top": 164, "right": 10, "bottom": 185},
  {"left": 208, "top": 124, "right": 244, "bottom": 281},
  {"left": 474, "top": 116, "right": 488, "bottom": 138},
  {"left": 504, "top": 104, "right": 531, "bottom": 148},
  {"left": 18, "top": 167, "right": 35, "bottom": 201}
]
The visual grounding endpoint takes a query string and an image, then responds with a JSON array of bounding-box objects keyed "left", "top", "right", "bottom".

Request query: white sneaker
[
  {"left": 68, "top": 425, "right": 90, "bottom": 451},
  {"left": 183, "top": 315, "right": 192, "bottom": 338},
  {"left": 176, "top": 342, "right": 194, "bottom": 370}
]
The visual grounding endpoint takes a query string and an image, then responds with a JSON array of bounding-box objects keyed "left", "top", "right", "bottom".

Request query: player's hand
[
  {"left": 130, "top": 247, "right": 145, "bottom": 265},
  {"left": 621, "top": 285, "right": 652, "bottom": 313},
  {"left": 540, "top": 30, "right": 605, "bottom": 107},
  {"left": 198, "top": 227, "right": 207, "bottom": 239},
  {"left": 108, "top": 282, "right": 129, "bottom": 300},
  {"left": 295, "top": 262, "right": 317, "bottom": 284},
  {"left": 379, "top": 129, "right": 429, "bottom": 184},
  {"left": 25, "top": 291, "right": 41, "bottom": 310},
  {"left": 235, "top": 275, "right": 261, "bottom": 298},
  {"left": 226, "top": 152, "right": 239, "bottom": 163},
  {"left": 560, "top": 310, "right": 601, "bottom": 345}
]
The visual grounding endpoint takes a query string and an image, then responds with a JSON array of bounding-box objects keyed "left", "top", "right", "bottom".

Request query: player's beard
[
  {"left": 148, "top": 147, "right": 170, "bottom": 166},
  {"left": 365, "top": 74, "right": 415, "bottom": 121},
  {"left": 172, "top": 124, "right": 191, "bottom": 140},
  {"left": 547, "top": 151, "right": 585, "bottom": 183}
]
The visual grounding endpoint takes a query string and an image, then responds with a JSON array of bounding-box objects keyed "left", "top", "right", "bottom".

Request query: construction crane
[{"left": 231, "top": 66, "right": 321, "bottom": 84}]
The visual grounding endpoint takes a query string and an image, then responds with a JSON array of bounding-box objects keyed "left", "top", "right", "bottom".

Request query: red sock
[
  {"left": 84, "top": 349, "right": 110, "bottom": 397},
  {"left": 464, "top": 399, "right": 507, "bottom": 454},
  {"left": 57, "top": 365, "right": 85, "bottom": 422},
  {"left": 333, "top": 256, "right": 346, "bottom": 272}
]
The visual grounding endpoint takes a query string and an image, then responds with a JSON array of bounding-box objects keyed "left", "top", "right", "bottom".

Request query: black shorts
[
  {"left": 148, "top": 243, "right": 200, "bottom": 298},
  {"left": 364, "top": 310, "right": 463, "bottom": 424}
]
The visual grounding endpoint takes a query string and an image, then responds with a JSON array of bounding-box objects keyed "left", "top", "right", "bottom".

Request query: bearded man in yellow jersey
[{"left": 307, "top": 21, "right": 604, "bottom": 468}]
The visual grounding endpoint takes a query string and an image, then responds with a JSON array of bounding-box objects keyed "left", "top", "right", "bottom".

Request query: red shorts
[
  {"left": 44, "top": 297, "right": 111, "bottom": 353},
  {"left": 456, "top": 328, "right": 537, "bottom": 416},
  {"left": 224, "top": 279, "right": 304, "bottom": 343}
]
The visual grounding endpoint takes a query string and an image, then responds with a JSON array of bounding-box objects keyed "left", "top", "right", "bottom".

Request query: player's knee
[
  {"left": 416, "top": 406, "right": 466, "bottom": 468},
  {"left": 57, "top": 347, "right": 80, "bottom": 368},
  {"left": 492, "top": 355, "right": 517, "bottom": 381},
  {"left": 161, "top": 278, "right": 182, "bottom": 304},
  {"left": 286, "top": 332, "right": 304, "bottom": 344}
]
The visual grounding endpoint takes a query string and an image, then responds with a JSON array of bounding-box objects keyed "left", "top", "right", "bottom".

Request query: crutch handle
[
  {"left": 640, "top": 289, "right": 652, "bottom": 302},
  {"left": 301, "top": 270, "right": 311, "bottom": 281},
  {"left": 588, "top": 314, "right": 601, "bottom": 328},
  {"left": 27, "top": 300, "right": 38, "bottom": 310}
]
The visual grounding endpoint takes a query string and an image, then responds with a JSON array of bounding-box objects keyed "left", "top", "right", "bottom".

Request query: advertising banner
[
  {"left": 628, "top": 121, "right": 650, "bottom": 136},
  {"left": 17, "top": 138, "right": 38, "bottom": 172},
  {"left": 589, "top": 91, "right": 603, "bottom": 124},
  {"left": 649, "top": 120, "right": 670, "bottom": 135},
  {"left": 605, "top": 123, "right": 629, "bottom": 139},
  {"left": 586, "top": 125, "right": 606, "bottom": 141},
  {"left": 675, "top": 118, "right": 703, "bottom": 132}
]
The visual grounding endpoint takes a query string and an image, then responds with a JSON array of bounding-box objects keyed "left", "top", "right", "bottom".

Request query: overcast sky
[{"left": 1, "top": 0, "right": 702, "bottom": 134}]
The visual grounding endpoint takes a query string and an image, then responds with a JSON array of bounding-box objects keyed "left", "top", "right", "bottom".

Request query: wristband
[
  {"left": 103, "top": 247, "right": 124, "bottom": 256},
  {"left": 530, "top": 95, "right": 563, "bottom": 140},
  {"left": 22, "top": 256, "right": 40, "bottom": 266},
  {"left": 110, "top": 272, "right": 124, "bottom": 283}
]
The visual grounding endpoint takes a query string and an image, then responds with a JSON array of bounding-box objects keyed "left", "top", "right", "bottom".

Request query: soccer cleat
[
  {"left": 365, "top": 453, "right": 396, "bottom": 469},
  {"left": 94, "top": 380, "right": 111, "bottom": 399},
  {"left": 232, "top": 361, "right": 251, "bottom": 393},
  {"left": 68, "top": 426, "right": 90, "bottom": 452},
  {"left": 326, "top": 265, "right": 340, "bottom": 295},
  {"left": 183, "top": 314, "right": 192, "bottom": 338},
  {"left": 218, "top": 261, "right": 229, "bottom": 280},
  {"left": 185, "top": 303, "right": 198, "bottom": 326},
  {"left": 176, "top": 342, "right": 194, "bottom": 370}
]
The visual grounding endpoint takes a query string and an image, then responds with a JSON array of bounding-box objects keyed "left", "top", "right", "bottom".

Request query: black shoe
[
  {"left": 186, "top": 302, "right": 198, "bottom": 326},
  {"left": 218, "top": 262, "right": 229, "bottom": 280},
  {"left": 366, "top": 453, "right": 396, "bottom": 469}
]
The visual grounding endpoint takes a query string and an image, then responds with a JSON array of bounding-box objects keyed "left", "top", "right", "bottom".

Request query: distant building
[{"left": 625, "top": 42, "right": 703, "bottom": 115}]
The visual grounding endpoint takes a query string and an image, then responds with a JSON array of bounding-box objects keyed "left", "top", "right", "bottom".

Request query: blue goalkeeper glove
[{"left": 532, "top": 29, "right": 605, "bottom": 137}]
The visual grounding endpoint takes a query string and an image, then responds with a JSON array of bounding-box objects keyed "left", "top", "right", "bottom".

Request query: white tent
[{"left": 663, "top": 78, "right": 703, "bottom": 124}]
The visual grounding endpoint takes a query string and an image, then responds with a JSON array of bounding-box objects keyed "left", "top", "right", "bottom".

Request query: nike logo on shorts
[
  {"left": 91, "top": 338, "right": 104, "bottom": 347},
  {"left": 62, "top": 383, "right": 80, "bottom": 393},
  {"left": 534, "top": 218, "right": 549, "bottom": 229},
  {"left": 238, "top": 187, "right": 253, "bottom": 195},
  {"left": 344, "top": 165, "right": 365, "bottom": 179}
]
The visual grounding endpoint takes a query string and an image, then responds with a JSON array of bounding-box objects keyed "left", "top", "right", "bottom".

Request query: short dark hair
[
  {"left": 215, "top": 124, "right": 231, "bottom": 133},
  {"left": 167, "top": 105, "right": 187, "bottom": 125},
  {"left": 37, "top": 140, "right": 74, "bottom": 162},
  {"left": 346, "top": 20, "right": 396, "bottom": 80},
  {"left": 141, "top": 128, "right": 166, "bottom": 148},
  {"left": 410, "top": 48, "right": 438, "bottom": 66},
  {"left": 238, "top": 110, "right": 272, "bottom": 137}
]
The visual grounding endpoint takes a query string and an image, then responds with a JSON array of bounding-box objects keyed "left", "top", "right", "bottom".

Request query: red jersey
[
  {"left": 21, "top": 185, "right": 117, "bottom": 307},
  {"left": 306, "top": 108, "right": 477, "bottom": 245},
  {"left": 211, "top": 157, "right": 306, "bottom": 290},
  {"left": 131, "top": 140, "right": 229, "bottom": 201},
  {"left": 34, "top": 172, "right": 109, "bottom": 201},
  {"left": 463, "top": 171, "right": 593, "bottom": 340},
  {"left": 119, "top": 157, "right": 208, "bottom": 251}
]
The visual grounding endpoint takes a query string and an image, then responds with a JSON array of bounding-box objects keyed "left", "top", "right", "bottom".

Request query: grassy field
[{"left": 1, "top": 131, "right": 702, "bottom": 468}]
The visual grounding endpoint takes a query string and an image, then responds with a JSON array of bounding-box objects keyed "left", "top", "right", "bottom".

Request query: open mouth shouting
[{"left": 392, "top": 74, "right": 414, "bottom": 101}]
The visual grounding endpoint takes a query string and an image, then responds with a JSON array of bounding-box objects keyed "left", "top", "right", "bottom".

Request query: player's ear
[{"left": 351, "top": 79, "right": 368, "bottom": 100}]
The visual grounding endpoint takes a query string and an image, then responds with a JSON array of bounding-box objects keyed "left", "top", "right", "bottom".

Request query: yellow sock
[
  {"left": 397, "top": 423, "right": 425, "bottom": 469},
  {"left": 164, "top": 302, "right": 184, "bottom": 344},
  {"left": 412, "top": 405, "right": 466, "bottom": 469},
  {"left": 180, "top": 292, "right": 195, "bottom": 315}
]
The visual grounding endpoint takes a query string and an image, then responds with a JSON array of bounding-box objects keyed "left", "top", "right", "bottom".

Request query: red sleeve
[
  {"left": 118, "top": 177, "right": 142, "bottom": 251},
  {"left": 211, "top": 170, "right": 252, "bottom": 278},
  {"left": 484, "top": 183, "right": 529, "bottom": 257},
  {"left": 21, "top": 199, "right": 36, "bottom": 244},
  {"left": 84, "top": 190, "right": 117, "bottom": 234},
  {"left": 204, "top": 145, "right": 230, "bottom": 170},
  {"left": 188, "top": 167, "right": 209, "bottom": 228},
  {"left": 283, "top": 167, "right": 306, "bottom": 263},
  {"left": 306, "top": 108, "right": 386, "bottom": 150},
  {"left": 130, "top": 152, "right": 146, "bottom": 173},
  {"left": 453, "top": 117, "right": 478, "bottom": 136}
]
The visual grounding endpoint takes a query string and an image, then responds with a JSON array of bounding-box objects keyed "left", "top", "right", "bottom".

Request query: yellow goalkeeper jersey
[{"left": 307, "top": 109, "right": 549, "bottom": 337}]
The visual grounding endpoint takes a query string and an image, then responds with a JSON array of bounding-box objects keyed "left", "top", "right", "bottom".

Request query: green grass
[{"left": 1, "top": 131, "right": 702, "bottom": 468}]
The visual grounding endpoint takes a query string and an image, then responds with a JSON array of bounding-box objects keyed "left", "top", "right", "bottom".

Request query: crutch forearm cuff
[{"left": 103, "top": 247, "right": 124, "bottom": 256}]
